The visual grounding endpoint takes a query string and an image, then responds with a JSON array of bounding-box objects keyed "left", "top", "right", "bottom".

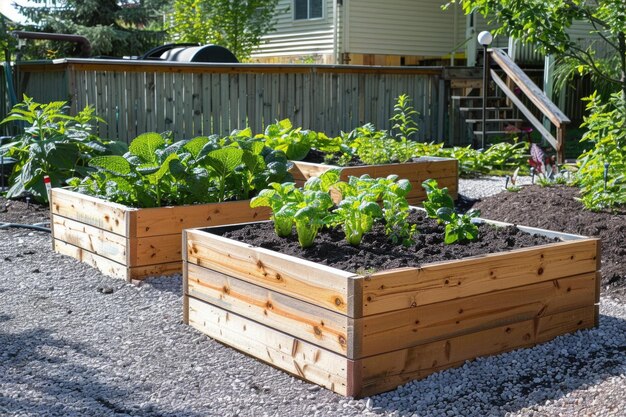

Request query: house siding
[
  {"left": 251, "top": 0, "right": 337, "bottom": 61},
  {"left": 345, "top": 0, "right": 465, "bottom": 58}
]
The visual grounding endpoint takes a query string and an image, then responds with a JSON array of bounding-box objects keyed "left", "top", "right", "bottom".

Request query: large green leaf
[
  {"left": 206, "top": 147, "right": 244, "bottom": 176},
  {"left": 183, "top": 136, "right": 210, "bottom": 159},
  {"left": 286, "top": 141, "right": 310, "bottom": 161},
  {"left": 149, "top": 153, "right": 178, "bottom": 182},
  {"left": 90, "top": 156, "right": 132, "bottom": 175},
  {"left": 128, "top": 132, "right": 165, "bottom": 164}
]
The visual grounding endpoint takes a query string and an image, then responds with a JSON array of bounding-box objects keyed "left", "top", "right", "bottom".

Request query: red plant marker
[{"left": 44, "top": 175, "right": 51, "bottom": 198}]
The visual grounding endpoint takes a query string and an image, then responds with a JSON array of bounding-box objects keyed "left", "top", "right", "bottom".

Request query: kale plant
[{"left": 69, "top": 132, "right": 292, "bottom": 208}]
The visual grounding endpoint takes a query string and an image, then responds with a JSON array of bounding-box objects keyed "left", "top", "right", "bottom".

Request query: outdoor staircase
[{"left": 451, "top": 94, "right": 527, "bottom": 148}]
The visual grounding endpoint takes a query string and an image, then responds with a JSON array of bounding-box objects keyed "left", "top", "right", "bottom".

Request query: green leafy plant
[
  {"left": 260, "top": 119, "right": 317, "bottom": 161},
  {"left": 326, "top": 185, "right": 382, "bottom": 246},
  {"left": 436, "top": 207, "right": 481, "bottom": 244},
  {"left": 250, "top": 182, "right": 299, "bottom": 236},
  {"left": 0, "top": 95, "right": 125, "bottom": 203},
  {"left": 575, "top": 91, "right": 626, "bottom": 211},
  {"left": 421, "top": 178, "right": 454, "bottom": 220},
  {"left": 389, "top": 94, "right": 420, "bottom": 163},
  {"left": 293, "top": 190, "right": 334, "bottom": 248},
  {"left": 374, "top": 175, "right": 417, "bottom": 245},
  {"left": 70, "top": 132, "right": 292, "bottom": 208}
]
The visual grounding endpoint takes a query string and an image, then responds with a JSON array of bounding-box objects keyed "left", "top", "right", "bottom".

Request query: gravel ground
[{"left": 1, "top": 177, "right": 625, "bottom": 417}]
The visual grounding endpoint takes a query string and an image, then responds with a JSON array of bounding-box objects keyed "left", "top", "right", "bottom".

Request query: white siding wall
[
  {"left": 345, "top": 0, "right": 465, "bottom": 57},
  {"left": 251, "top": 0, "right": 337, "bottom": 59}
]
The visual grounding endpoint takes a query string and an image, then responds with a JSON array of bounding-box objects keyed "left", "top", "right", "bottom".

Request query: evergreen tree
[{"left": 15, "top": 0, "right": 170, "bottom": 58}]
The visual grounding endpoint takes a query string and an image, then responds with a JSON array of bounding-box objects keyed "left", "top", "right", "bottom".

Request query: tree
[
  {"left": 14, "top": 0, "right": 170, "bottom": 57},
  {"left": 167, "top": 0, "right": 284, "bottom": 61},
  {"left": 449, "top": 0, "right": 626, "bottom": 100}
]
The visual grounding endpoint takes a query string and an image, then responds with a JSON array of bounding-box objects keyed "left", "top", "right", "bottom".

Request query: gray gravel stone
[{"left": 0, "top": 178, "right": 625, "bottom": 416}]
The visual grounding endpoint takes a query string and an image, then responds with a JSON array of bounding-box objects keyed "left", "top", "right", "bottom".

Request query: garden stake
[
  {"left": 530, "top": 167, "right": 535, "bottom": 184},
  {"left": 604, "top": 162, "right": 610, "bottom": 191}
]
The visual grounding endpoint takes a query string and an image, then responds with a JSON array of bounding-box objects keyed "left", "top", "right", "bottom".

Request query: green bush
[
  {"left": 0, "top": 96, "right": 125, "bottom": 203},
  {"left": 576, "top": 92, "right": 626, "bottom": 211}
]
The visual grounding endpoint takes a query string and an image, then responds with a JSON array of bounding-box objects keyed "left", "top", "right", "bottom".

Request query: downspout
[
  {"left": 344, "top": 0, "right": 349, "bottom": 64},
  {"left": 451, "top": 3, "right": 457, "bottom": 66},
  {"left": 333, "top": 0, "right": 338, "bottom": 64}
]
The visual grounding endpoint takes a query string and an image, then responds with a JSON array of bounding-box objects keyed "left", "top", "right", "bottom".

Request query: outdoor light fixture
[{"left": 478, "top": 30, "right": 493, "bottom": 150}]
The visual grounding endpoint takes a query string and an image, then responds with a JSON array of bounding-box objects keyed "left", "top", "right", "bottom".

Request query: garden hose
[{"left": 0, "top": 222, "right": 51, "bottom": 232}]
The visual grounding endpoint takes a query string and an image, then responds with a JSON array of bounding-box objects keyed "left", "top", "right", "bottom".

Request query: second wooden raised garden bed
[
  {"left": 289, "top": 156, "right": 459, "bottom": 204},
  {"left": 182, "top": 220, "right": 600, "bottom": 398},
  {"left": 50, "top": 188, "right": 270, "bottom": 281}
]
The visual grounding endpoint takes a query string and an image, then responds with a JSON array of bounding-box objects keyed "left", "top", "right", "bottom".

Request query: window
[{"left": 294, "top": 0, "right": 323, "bottom": 20}]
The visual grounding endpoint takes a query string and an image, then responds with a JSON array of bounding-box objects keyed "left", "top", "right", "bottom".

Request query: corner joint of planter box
[{"left": 347, "top": 275, "right": 364, "bottom": 319}]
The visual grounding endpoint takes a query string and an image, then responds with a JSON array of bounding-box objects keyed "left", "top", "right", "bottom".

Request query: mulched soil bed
[
  {"left": 219, "top": 211, "right": 557, "bottom": 273},
  {"left": 473, "top": 185, "right": 626, "bottom": 297},
  {"left": 0, "top": 196, "right": 49, "bottom": 225}
]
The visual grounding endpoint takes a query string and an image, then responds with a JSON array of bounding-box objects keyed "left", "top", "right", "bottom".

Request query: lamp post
[{"left": 477, "top": 30, "right": 493, "bottom": 150}]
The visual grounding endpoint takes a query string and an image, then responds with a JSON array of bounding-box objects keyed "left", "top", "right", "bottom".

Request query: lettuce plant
[
  {"left": 326, "top": 190, "right": 382, "bottom": 246},
  {"left": 250, "top": 182, "right": 300, "bottom": 237},
  {"left": 293, "top": 190, "right": 334, "bottom": 248}
]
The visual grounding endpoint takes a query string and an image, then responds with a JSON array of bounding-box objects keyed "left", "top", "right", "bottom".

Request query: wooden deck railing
[
  {"left": 489, "top": 48, "right": 571, "bottom": 163},
  {"left": 11, "top": 59, "right": 447, "bottom": 143}
]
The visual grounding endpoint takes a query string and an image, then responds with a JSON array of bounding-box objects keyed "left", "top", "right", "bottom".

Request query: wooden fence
[{"left": 8, "top": 59, "right": 447, "bottom": 143}]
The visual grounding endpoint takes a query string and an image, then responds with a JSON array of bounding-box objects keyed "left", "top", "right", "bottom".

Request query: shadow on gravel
[
  {"left": 370, "top": 313, "right": 626, "bottom": 416},
  {"left": 0, "top": 327, "right": 204, "bottom": 417},
  {"left": 138, "top": 275, "right": 184, "bottom": 297}
]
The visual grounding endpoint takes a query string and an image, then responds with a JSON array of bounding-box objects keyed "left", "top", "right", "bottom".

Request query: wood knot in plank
[
  {"left": 313, "top": 326, "right": 322, "bottom": 337},
  {"left": 338, "top": 335, "right": 346, "bottom": 346},
  {"left": 223, "top": 285, "right": 230, "bottom": 295},
  {"left": 104, "top": 215, "right": 110, "bottom": 222},
  {"left": 266, "top": 301, "right": 273, "bottom": 309},
  {"left": 334, "top": 297, "right": 344, "bottom": 307},
  {"left": 537, "top": 267, "right": 544, "bottom": 275}
]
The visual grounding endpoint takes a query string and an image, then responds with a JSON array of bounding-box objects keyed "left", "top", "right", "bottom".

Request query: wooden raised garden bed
[
  {"left": 50, "top": 188, "right": 270, "bottom": 281},
  {"left": 182, "top": 220, "right": 600, "bottom": 398},
  {"left": 289, "top": 156, "right": 459, "bottom": 204}
]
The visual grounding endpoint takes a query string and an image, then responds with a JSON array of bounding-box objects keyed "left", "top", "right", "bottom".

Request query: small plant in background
[
  {"left": 505, "top": 168, "right": 522, "bottom": 192},
  {"left": 390, "top": 94, "right": 420, "bottom": 162},
  {"left": 0, "top": 95, "right": 125, "bottom": 203}
]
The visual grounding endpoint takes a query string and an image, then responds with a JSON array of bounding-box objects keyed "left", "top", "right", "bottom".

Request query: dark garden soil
[
  {"left": 302, "top": 149, "right": 365, "bottom": 166},
  {"left": 0, "top": 196, "right": 49, "bottom": 225},
  {"left": 218, "top": 211, "right": 558, "bottom": 274},
  {"left": 473, "top": 185, "right": 626, "bottom": 298}
]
